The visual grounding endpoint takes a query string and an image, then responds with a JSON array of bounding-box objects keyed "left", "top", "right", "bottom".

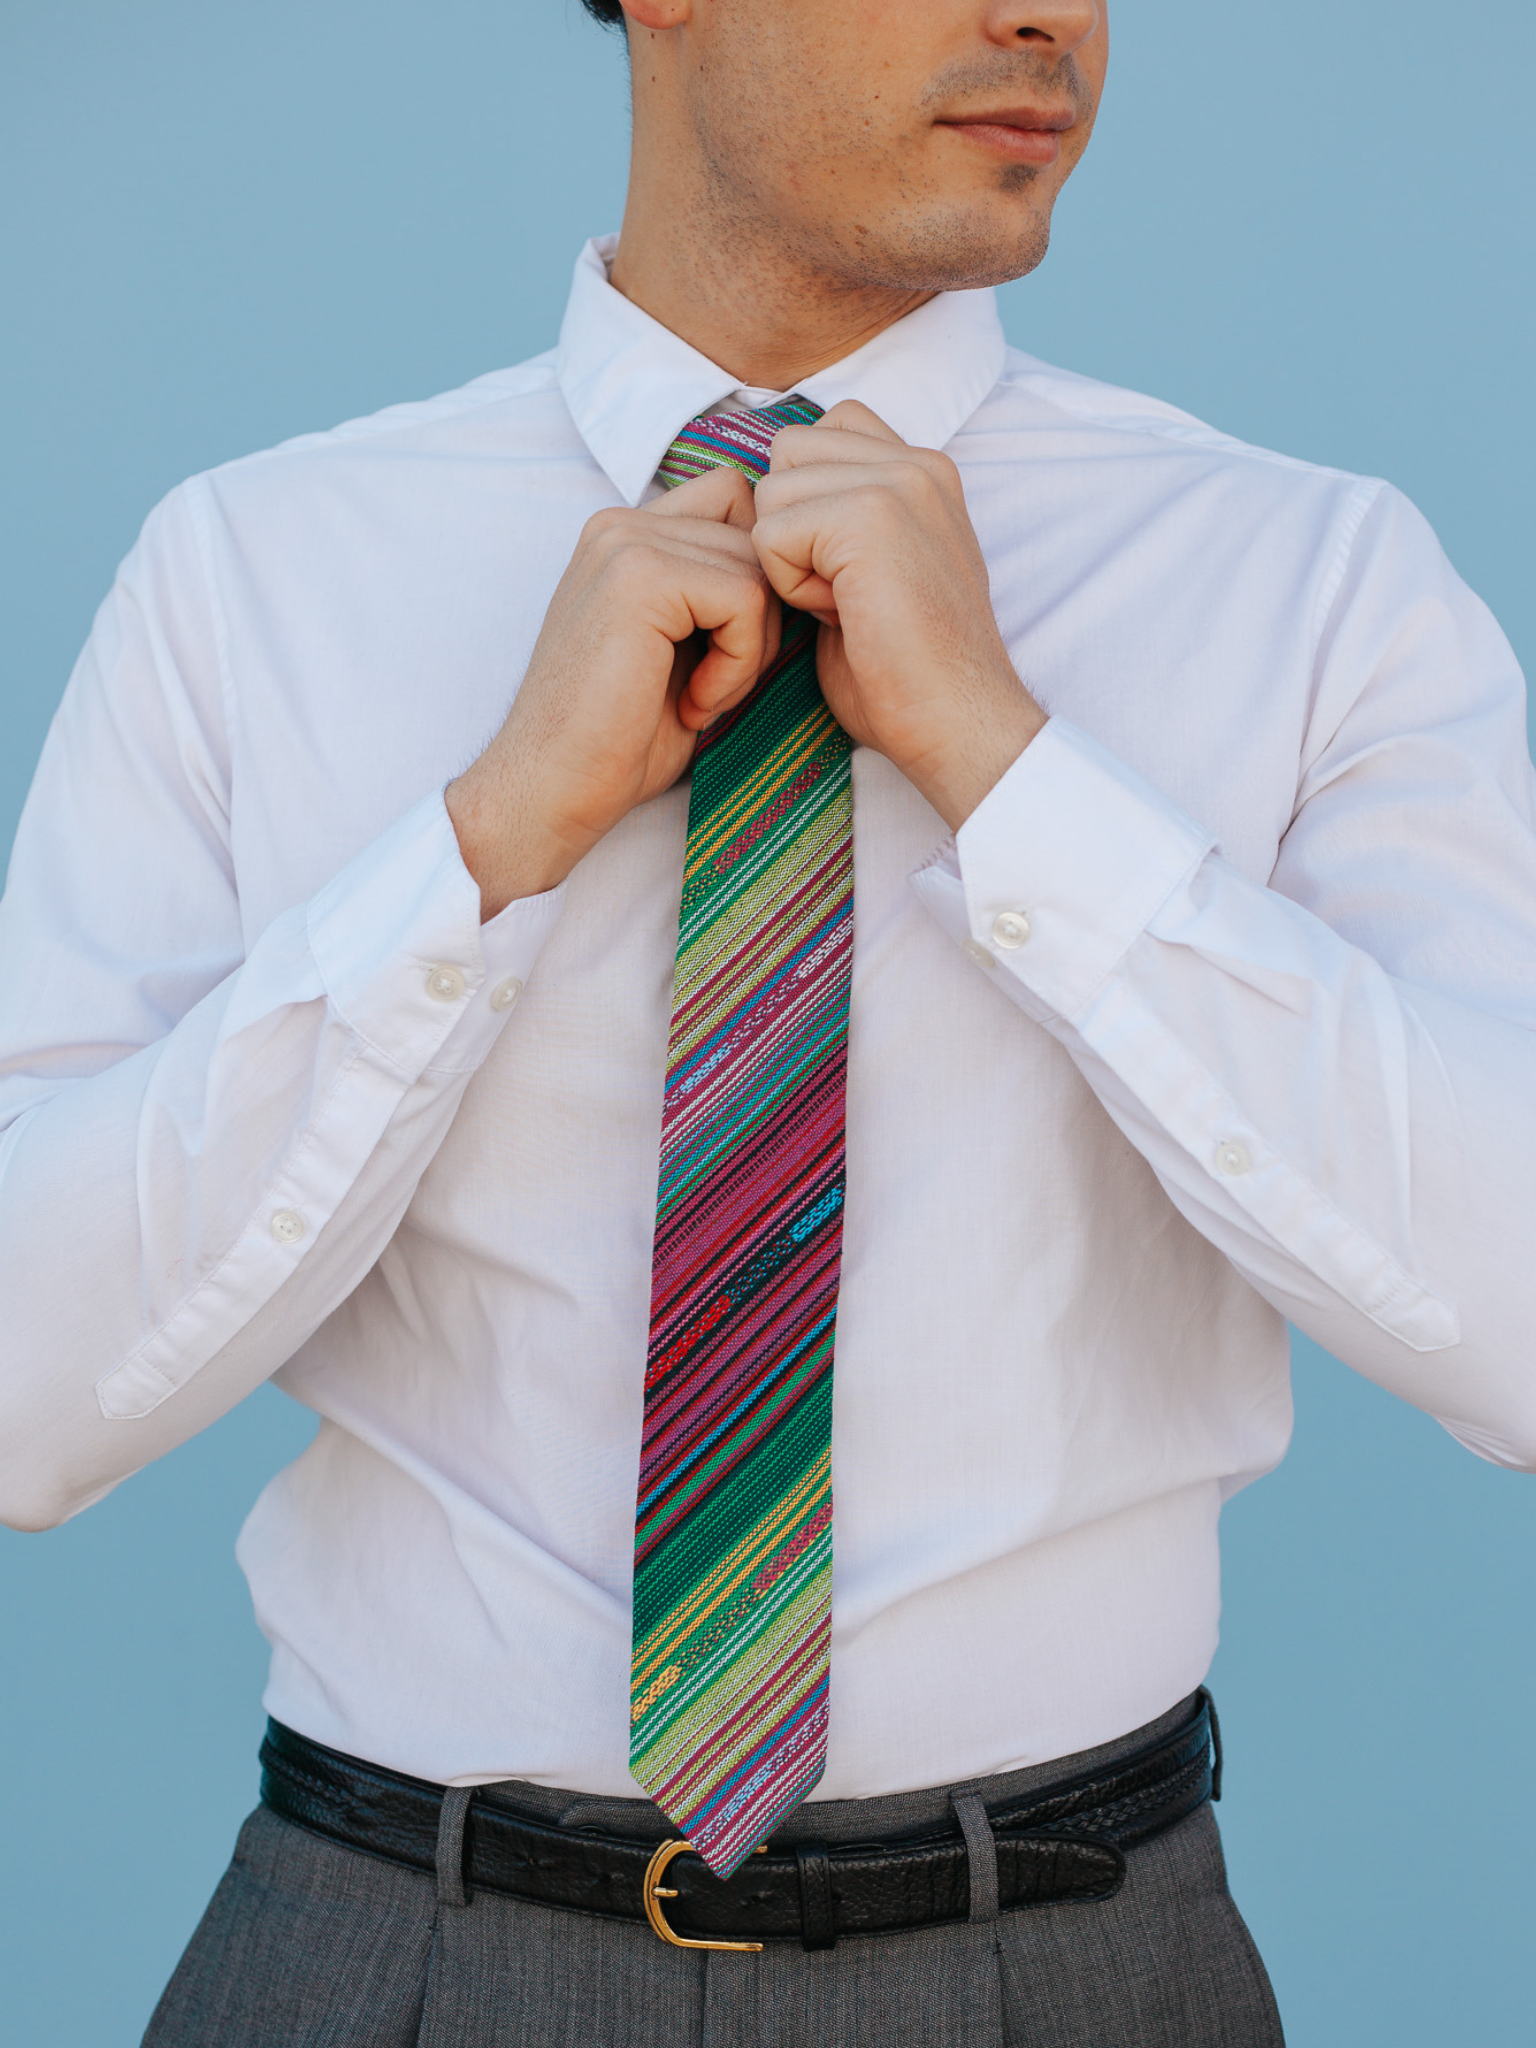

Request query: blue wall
[{"left": 2, "top": 5, "right": 1533, "bottom": 2041}]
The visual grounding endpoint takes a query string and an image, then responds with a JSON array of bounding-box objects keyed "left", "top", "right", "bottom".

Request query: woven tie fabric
[{"left": 629, "top": 396, "right": 852, "bottom": 1880}]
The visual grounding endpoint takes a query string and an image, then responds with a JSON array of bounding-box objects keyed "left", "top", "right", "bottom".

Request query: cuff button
[
  {"left": 426, "top": 964, "right": 467, "bottom": 1004},
  {"left": 490, "top": 976, "right": 524, "bottom": 1013},
  {"left": 991, "top": 910, "right": 1031, "bottom": 950},
  {"left": 1216, "top": 1140, "right": 1252, "bottom": 1177},
  {"left": 270, "top": 1208, "right": 306, "bottom": 1244}
]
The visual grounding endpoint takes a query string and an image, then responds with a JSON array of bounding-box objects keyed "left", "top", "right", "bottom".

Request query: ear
[{"left": 620, "top": 0, "right": 692, "bottom": 27}]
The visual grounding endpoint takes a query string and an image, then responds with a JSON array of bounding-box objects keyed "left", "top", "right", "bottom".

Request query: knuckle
[
  {"left": 601, "top": 540, "right": 651, "bottom": 585},
  {"left": 855, "top": 482, "right": 900, "bottom": 525},
  {"left": 925, "top": 450, "right": 962, "bottom": 492},
  {"left": 899, "top": 453, "right": 947, "bottom": 498},
  {"left": 581, "top": 506, "right": 630, "bottom": 546}
]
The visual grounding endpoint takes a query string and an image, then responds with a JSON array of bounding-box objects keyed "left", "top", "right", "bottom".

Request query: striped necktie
[{"left": 629, "top": 396, "right": 852, "bottom": 1880}]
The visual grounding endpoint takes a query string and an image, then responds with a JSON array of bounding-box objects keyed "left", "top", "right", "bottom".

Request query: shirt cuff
[
  {"left": 307, "top": 790, "right": 565, "bottom": 1077},
  {"left": 943, "top": 719, "right": 1216, "bottom": 1022}
]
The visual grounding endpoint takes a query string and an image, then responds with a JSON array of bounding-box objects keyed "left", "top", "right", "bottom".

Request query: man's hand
[
  {"left": 446, "top": 466, "right": 780, "bottom": 917},
  {"left": 752, "top": 401, "right": 1045, "bottom": 830}
]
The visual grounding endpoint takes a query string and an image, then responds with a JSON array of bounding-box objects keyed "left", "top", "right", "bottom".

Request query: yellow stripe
[
  {"left": 631, "top": 1450, "right": 832, "bottom": 1687},
  {"left": 631, "top": 1458, "right": 828, "bottom": 1688},
  {"left": 668, "top": 872, "right": 847, "bottom": 1072},
  {"left": 633, "top": 1574, "right": 831, "bottom": 1791},
  {"left": 683, "top": 707, "right": 836, "bottom": 876},
  {"left": 669, "top": 800, "right": 851, "bottom": 1043},
  {"left": 682, "top": 708, "right": 837, "bottom": 880}
]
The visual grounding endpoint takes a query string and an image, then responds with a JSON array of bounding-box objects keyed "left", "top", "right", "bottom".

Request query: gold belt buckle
[{"left": 642, "top": 1839, "right": 766, "bottom": 1953}]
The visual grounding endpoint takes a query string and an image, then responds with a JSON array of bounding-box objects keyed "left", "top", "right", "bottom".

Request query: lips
[
  {"left": 936, "top": 103, "right": 1078, "bottom": 165},
  {"left": 946, "top": 104, "right": 1078, "bottom": 135}
]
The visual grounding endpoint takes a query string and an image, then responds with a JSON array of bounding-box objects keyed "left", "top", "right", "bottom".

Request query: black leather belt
[{"left": 260, "top": 1691, "right": 1221, "bottom": 1953}]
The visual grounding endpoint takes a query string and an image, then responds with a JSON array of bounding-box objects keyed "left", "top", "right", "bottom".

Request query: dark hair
[{"left": 579, "top": 0, "right": 626, "bottom": 24}]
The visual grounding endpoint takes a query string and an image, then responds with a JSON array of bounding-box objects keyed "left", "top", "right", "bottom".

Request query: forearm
[
  {"left": 915, "top": 718, "right": 1536, "bottom": 1465},
  {"left": 0, "top": 795, "right": 561, "bottom": 1529}
]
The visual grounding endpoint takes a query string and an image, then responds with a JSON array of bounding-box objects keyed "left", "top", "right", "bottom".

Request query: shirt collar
[{"left": 556, "top": 234, "right": 1008, "bottom": 507}]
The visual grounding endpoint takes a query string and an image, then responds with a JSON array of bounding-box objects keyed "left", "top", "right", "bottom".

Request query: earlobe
[{"left": 620, "top": 0, "right": 692, "bottom": 28}]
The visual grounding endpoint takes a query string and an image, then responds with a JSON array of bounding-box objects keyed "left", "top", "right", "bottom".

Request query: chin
[{"left": 839, "top": 208, "right": 1056, "bottom": 296}]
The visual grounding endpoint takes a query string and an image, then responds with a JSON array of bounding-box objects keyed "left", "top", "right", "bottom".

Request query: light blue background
[{"left": 2, "top": 4, "right": 1533, "bottom": 2042}]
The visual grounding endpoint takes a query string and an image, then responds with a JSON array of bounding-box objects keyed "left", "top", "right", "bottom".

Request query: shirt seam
[
  {"left": 989, "top": 353, "right": 1378, "bottom": 487},
  {"left": 185, "top": 474, "right": 242, "bottom": 766},
  {"left": 1288, "top": 476, "right": 1394, "bottom": 806},
  {"left": 196, "top": 360, "right": 563, "bottom": 489}
]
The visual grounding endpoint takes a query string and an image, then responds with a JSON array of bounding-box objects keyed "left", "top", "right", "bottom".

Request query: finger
[
  {"left": 628, "top": 513, "right": 765, "bottom": 568},
  {"left": 815, "top": 399, "right": 906, "bottom": 442},
  {"left": 751, "top": 485, "right": 888, "bottom": 623},
  {"left": 664, "top": 559, "right": 778, "bottom": 728},
  {"left": 648, "top": 462, "right": 759, "bottom": 533},
  {"left": 755, "top": 457, "right": 955, "bottom": 519},
  {"left": 680, "top": 587, "right": 782, "bottom": 731},
  {"left": 766, "top": 402, "right": 910, "bottom": 478}
]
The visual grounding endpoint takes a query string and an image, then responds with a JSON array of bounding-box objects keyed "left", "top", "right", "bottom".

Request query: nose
[{"left": 983, "top": 0, "right": 1101, "bottom": 58}]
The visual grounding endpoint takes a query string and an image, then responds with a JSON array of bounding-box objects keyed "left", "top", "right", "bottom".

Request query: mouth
[{"left": 934, "top": 103, "right": 1078, "bottom": 167}]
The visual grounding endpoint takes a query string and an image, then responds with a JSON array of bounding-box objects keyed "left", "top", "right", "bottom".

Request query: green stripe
[
  {"left": 633, "top": 1324, "right": 834, "bottom": 1565},
  {"left": 633, "top": 1523, "right": 833, "bottom": 1745},
  {"left": 633, "top": 1363, "right": 833, "bottom": 1641},
  {"left": 674, "top": 789, "right": 853, "bottom": 1002}
]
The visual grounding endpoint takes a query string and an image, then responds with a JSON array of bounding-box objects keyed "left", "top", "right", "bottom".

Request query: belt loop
[
  {"left": 794, "top": 1842, "right": 838, "bottom": 1951},
  {"left": 436, "top": 1787, "right": 473, "bottom": 1908},
  {"left": 1197, "top": 1687, "right": 1224, "bottom": 1802},
  {"left": 951, "top": 1791, "right": 999, "bottom": 1924}
]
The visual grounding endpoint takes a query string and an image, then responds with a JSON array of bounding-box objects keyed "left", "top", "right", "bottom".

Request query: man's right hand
[{"left": 446, "top": 466, "right": 779, "bottom": 918}]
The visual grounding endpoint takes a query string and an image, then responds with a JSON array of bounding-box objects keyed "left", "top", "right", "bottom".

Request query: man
[{"left": 3, "top": 0, "right": 1534, "bottom": 2040}]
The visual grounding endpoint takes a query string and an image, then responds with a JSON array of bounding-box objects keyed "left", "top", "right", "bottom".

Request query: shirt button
[
  {"left": 991, "top": 910, "right": 1031, "bottom": 950},
  {"left": 963, "top": 939, "right": 997, "bottom": 970},
  {"left": 425, "top": 964, "right": 467, "bottom": 1004},
  {"left": 1216, "top": 1140, "right": 1252, "bottom": 1177},
  {"left": 270, "top": 1208, "right": 306, "bottom": 1244},
  {"left": 490, "top": 976, "right": 523, "bottom": 1013}
]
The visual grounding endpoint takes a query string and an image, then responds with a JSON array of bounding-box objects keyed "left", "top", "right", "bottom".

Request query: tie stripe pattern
[{"left": 630, "top": 396, "right": 852, "bottom": 1880}]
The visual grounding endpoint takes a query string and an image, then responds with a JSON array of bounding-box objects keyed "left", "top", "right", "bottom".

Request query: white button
[
  {"left": 963, "top": 939, "right": 997, "bottom": 970},
  {"left": 490, "top": 975, "right": 523, "bottom": 1013},
  {"left": 270, "top": 1208, "right": 306, "bottom": 1244},
  {"left": 425, "top": 964, "right": 467, "bottom": 1004},
  {"left": 1216, "top": 1140, "right": 1252, "bottom": 1177},
  {"left": 991, "top": 910, "right": 1031, "bottom": 950}
]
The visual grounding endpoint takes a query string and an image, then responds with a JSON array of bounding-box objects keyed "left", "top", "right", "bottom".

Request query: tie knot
[{"left": 657, "top": 395, "right": 824, "bottom": 493}]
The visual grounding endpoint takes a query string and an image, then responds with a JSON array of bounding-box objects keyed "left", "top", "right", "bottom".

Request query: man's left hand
[{"left": 752, "top": 401, "right": 1045, "bottom": 830}]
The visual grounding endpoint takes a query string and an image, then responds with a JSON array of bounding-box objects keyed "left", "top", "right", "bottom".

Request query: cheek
[
  {"left": 1077, "top": 21, "right": 1112, "bottom": 127},
  {"left": 722, "top": 5, "right": 912, "bottom": 167}
]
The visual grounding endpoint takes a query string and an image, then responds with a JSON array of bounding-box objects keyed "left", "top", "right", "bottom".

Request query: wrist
[
  {"left": 445, "top": 753, "right": 589, "bottom": 920},
  {"left": 903, "top": 685, "right": 1047, "bottom": 834}
]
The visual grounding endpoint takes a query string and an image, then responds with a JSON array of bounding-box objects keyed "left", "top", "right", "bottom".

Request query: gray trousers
[{"left": 143, "top": 1697, "right": 1284, "bottom": 2047}]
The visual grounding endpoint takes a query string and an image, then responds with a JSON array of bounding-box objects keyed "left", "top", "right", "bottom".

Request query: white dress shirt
[{"left": 3, "top": 236, "right": 1535, "bottom": 1801}]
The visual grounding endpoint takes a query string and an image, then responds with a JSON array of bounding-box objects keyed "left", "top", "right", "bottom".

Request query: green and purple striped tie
[{"left": 629, "top": 397, "right": 852, "bottom": 1879}]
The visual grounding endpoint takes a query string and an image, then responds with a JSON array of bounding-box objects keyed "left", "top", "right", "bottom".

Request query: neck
[{"left": 608, "top": 113, "right": 933, "bottom": 392}]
